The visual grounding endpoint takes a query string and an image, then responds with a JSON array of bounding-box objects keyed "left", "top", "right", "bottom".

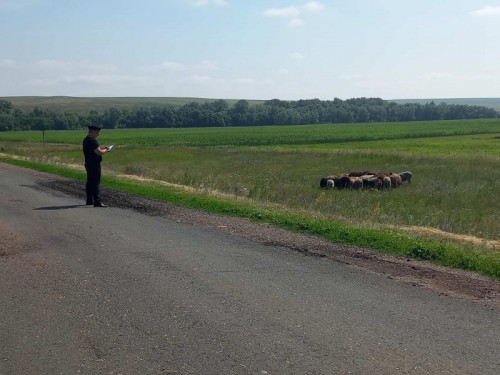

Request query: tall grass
[{"left": 2, "top": 143, "right": 498, "bottom": 241}]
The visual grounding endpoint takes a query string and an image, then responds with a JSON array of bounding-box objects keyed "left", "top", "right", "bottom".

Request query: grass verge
[{"left": 3, "top": 157, "right": 499, "bottom": 280}]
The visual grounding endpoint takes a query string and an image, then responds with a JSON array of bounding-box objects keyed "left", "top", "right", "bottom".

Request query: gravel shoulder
[{"left": 4, "top": 162, "right": 498, "bottom": 309}]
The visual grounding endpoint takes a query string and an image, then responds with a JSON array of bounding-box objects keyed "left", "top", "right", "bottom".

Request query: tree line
[{"left": 0, "top": 97, "right": 498, "bottom": 131}]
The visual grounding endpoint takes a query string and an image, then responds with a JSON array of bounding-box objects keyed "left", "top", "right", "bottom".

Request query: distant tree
[
  {"left": 30, "top": 107, "right": 54, "bottom": 130},
  {"left": 0, "top": 114, "right": 14, "bottom": 131},
  {"left": 1, "top": 96, "right": 497, "bottom": 132},
  {"left": 102, "top": 108, "right": 126, "bottom": 129},
  {"left": 203, "top": 99, "right": 228, "bottom": 112},
  {"left": 0, "top": 100, "right": 13, "bottom": 114},
  {"left": 233, "top": 99, "right": 249, "bottom": 113},
  {"left": 422, "top": 102, "right": 443, "bottom": 120},
  {"left": 367, "top": 106, "right": 387, "bottom": 122}
]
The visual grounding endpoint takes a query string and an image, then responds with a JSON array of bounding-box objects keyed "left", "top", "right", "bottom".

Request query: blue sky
[{"left": 1, "top": 0, "right": 499, "bottom": 100}]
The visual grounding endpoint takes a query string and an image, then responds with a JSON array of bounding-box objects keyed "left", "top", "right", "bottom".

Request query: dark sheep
[
  {"left": 362, "top": 176, "right": 381, "bottom": 188},
  {"left": 399, "top": 171, "right": 413, "bottom": 183},
  {"left": 350, "top": 177, "right": 363, "bottom": 189},
  {"left": 320, "top": 175, "right": 339, "bottom": 189},
  {"left": 338, "top": 175, "right": 351, "bottom": 189}
]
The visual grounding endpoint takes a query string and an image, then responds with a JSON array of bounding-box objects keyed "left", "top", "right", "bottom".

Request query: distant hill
[
  {"left": 0, "top": 96, "right": 265, "bottom": 114},
  {"left": 1, "top": 96, "right": 499, "bottom": 114},
  {"left": 390, "top": 98, "right": 500, "bottom": 111}
]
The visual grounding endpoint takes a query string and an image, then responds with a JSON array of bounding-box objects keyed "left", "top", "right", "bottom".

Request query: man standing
[{"left": 82, "top": 125, "right": 111, "bottom": 207}]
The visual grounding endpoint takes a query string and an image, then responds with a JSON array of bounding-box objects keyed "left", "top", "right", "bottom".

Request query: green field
[
  {"left": 1, "top": 119, "right": 499, "bottom": 147},
  {"left": 1, "top": 119, "right": 499, "bottom": 277}
]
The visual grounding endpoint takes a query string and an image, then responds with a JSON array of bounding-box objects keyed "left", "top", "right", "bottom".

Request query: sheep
[
  {"left": 338, "top": 175, "right": 352, "bottom": 189},
  {"left": 320, "top": 176, "right": 338, "bottom": 189},
  {"left": 389, "top": 173, "right": 402, "bottom": 188},
  {"left": 350, "top": 177, "right": 363, "bottom": 190},
  {"left": 348, "top": 171, "right": 376, "bottom": 177},
  {"left": 363, "top": 176, "right": 382, "bottom": 189},
  {"left": 399, "top": 171, "right": 413, "bottom": 184},
  {"left": 382, "top": 176, "right": 392, "bottom": 189},
  {"left": 360, "top": 174, "right": 375, "bottom": 187},
  {"left": 321, "top": 170, "right": 406, "bottom": 190}
]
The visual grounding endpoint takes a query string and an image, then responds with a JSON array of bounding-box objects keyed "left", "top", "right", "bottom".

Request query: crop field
[
  {"left": 1, "top": 118, "right": 499, "bottom": 146},
  {"left": 1, "top": 119, "right": 499, "bottom": 277}
]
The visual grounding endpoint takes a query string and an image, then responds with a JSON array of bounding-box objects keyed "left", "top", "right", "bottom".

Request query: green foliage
[{"left": 0, "top": 97, "right": 498, "bottom": 131}]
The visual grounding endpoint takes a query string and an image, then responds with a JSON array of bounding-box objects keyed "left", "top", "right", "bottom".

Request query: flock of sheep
[{"left": 320, "top": 171, "right": 412, "bottom": 190}]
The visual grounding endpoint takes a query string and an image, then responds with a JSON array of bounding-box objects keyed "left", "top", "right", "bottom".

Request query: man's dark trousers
[{"left": 85, "top": 164, "right": 101, "bottom": 205}]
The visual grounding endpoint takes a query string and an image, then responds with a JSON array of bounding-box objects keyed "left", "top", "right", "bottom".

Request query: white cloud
[
  {"left": 263, "top": 6, "right": 300, "bottom": 18},
  {"left": 303, "top": 1, "right": 325, "bottom": 12},
  {"left": 60, "top": 75, "right": 147, "bottom": 85},
  {"left": 288, "top": 18, "right": 304, "bottom": 27},
  {"left": 194, "top": 60, "right": 218, "bottom": 70},
  {"left": 289, "top": 52, "right": 305, "bottom": 60},
  {"left": 471, "top": 5, "right": 500, "bottom": 17},
  {"left": 424, "top": 72, "right": 455, "bottom": 80},
  {"left": 353, "top": 80, "right": 391, "bottom": 89},
  {"left": 144, "top": 60, "right": 218, "bottom": 74},
  {"left": 33, "top": 59, "right": 117, "bottom": 74},
  {"left": 338, "top": 74, "right": 364, "bottom": 80},
  {"left": 263, "top": 2, "right": 325, "bottom": 26},
  {"left": 233, "top": 78, "right": 255, "bottom": 84},
  {"left": 189, "top": 75, "right": 213, "bottom": 82},
  {"left": 231, "top": 77, "right": 274, "bottom": 86},
  {"left": 154, "top": 61, "right": 187, "bottom": 71},
  {"left": 0, "top": 58, "right": 16, "bottom": 66},
  {"left": 420, "top": 72, "right": 497, "bottom": 82},
  {"left": 186, "top": 0, "right": 228, "bottom": 7}
]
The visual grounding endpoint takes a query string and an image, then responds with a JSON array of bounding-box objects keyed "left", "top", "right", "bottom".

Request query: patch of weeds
[
  {"left": 181, "top": 171, "right": 197, "bottom": 186},
  {"left": 407, "top": 243, "right": 438, "bottom": 261},
  {"left": 123, "top": 165, "right": 148, "bottom": 176}
]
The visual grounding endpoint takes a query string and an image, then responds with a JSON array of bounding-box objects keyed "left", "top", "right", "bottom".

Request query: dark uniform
[{"left": 83, "top": 133, "right": 103, "bottom": 205}]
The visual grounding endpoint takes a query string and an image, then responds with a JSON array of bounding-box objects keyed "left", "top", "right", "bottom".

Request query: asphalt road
[{"left": 1, "top": 163, "right": 499, "bottom": 375}]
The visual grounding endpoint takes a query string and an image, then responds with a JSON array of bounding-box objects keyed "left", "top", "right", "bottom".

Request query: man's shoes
[
  {"left": 94, "top": 203, "right": 107, "bottom": 208},
  {"left": 86, "top": 201, "right": 93, "bottom": 205}
]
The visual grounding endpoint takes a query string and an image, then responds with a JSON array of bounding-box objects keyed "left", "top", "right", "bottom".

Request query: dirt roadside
[{"left": 4, "top": 162, "right": 498, "bottom": 309}]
